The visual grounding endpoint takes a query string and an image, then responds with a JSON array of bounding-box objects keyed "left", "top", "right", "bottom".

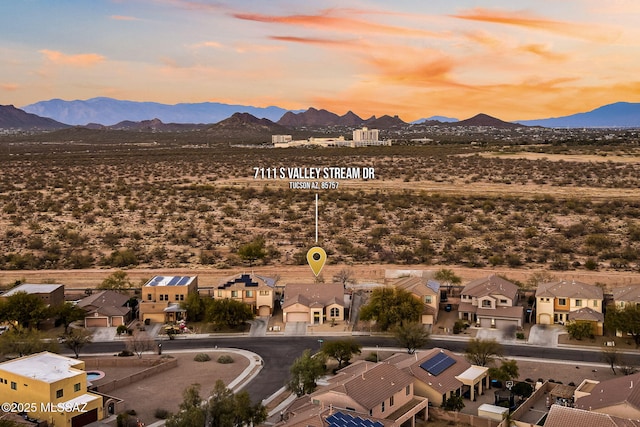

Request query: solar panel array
[
  {"left": 326, "top": 412, "right": 383, "bottom": 427},
  {"left": 148, "top": 276, "right": 193, "bottom": 286},
  {"left": 219, "top": 274, "right": 259, "bottom": 289},
  {"left": 419, "top": 351, "right": 456, "bottom": 376}
]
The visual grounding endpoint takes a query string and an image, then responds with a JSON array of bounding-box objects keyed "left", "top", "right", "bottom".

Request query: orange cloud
[
  {"left": 39, "top": 50, "right": 105, "bottom": 67},
  {"left": 269, "top": 35, "right": 354, "bottom": 48},
  {"left": 519, "top": 44, "right": 567, "bottom": 61},
  {"left": 110, "top": 15, "right": 140, "bottom": 21},
  {"left": 452, "top": 8, "right": 615, "bottom": 42},
  {"left": 233, "top": 9, "right": 441, "bottom": 38},
  {"left": 1, "top": 83, "right": 20, "bottom": 92}
]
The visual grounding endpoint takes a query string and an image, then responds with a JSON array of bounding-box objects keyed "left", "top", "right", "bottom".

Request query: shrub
[
  {"left": 516, "top": 332, "right": 525, "bottom": 340},
  {"left": 217, "top": 354, "right": 234, "bottom": 364},
  {"left": 453, "top": 319, "right": 467, "bottom": 334},
  {"left": 117, "top": 350, "right": 134, "bottom": 357},
  {"left": 194, "top": 353, "right": 211, "bottom": 362},
  {"left": 154, "top": 408, "right": 170, "bottom": 419},
  {"left": 365, "top": 352, "right": 379, "bottom": 362}
]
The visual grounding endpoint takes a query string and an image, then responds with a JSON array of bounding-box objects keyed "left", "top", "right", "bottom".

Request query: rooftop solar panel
[
  {"left": 326, "top": 412, "right": 383, "bottom": 427},
  {"left": 419, "top": 351, "right": 456, "bottom": 376},
  {"left": 178, "top": 276, "right": 191, "bottom": 285}
]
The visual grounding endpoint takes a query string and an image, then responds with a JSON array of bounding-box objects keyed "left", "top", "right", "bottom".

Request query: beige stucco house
[
  {"left": 536, "top": 280, "right": 604, "bottom": 335},
  {"left": 282, "top": 283, "right": 345, "bottom": 324},
  {"left": 214, "top": 273, "right": 276, "bottom": 316}
]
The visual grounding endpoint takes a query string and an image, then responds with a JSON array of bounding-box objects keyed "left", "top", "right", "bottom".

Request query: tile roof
[
  {"left": 611, "top": 285, "right": 640, "bottom": 304},
  {"left": 536, "top": 280, "right": 603, "bottom": 299},
  {"left": 392, "top": 277, "right": 440, "bottom": 297},
  {"left": 568, "top": 307, "right": 604, "bottom": 322},
  {"left": 312, "top": 362, "right": 413, "bottom": 410},
  {"left": 392, "top": 348, "right": 471, "bottom": 395},
  {"left": 77, "top": 290, "right": 130, "bottom": 310},
  {"left": 476, "top": 305, "right": 524, "bottom": 319},
  {"left": 545, "top": 404, "right": 640, "bottom": 427},
  {"left": 461, "top": 276, "right": 518, "bottom": 301},
  {"left": 575, "top": 372, "right": 640, "bottom": 412},
  {"left": 283, "top": 283, "right": 345, "bottom": 310}
]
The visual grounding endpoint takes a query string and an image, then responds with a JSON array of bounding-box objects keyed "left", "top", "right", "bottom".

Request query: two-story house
[
  {"left": 611, "top": 285, "right": 640, "bottom": 310},
  {"left": 0, "top": 351, "right": 104, "bottom": 426},
  {"left": 138, "top": 275, "right": 198, "bottom": 323},
  {"left": 392, "top": 277, "right": 440, "bottom": 329},
  {"left": 215, "top": 273, "right": 275, "bottom": 316},
  {"left": 536, "top": 280, "right": 604, "bottom": 335},
  {"left": 458, "top": 275, "right": 523, "bottom": 330}
]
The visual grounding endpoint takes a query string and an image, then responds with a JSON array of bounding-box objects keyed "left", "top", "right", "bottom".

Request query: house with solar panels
[
  {"left": 279, "top": 361, "right": 428, "bottom": 426},
  {"left": 388, "top": 347, "right": 489, "bottom": 405},
  {"left": 215, "top": 273, "right": 276, "bottom": 316},
  {"left": 138, "top": 275, "right": 198, "bottom": 323}
]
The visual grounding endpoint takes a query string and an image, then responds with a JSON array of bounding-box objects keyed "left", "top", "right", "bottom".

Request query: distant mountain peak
[
  {"left": 453, "top": 113, "right": 521, "bottom": 128},
  {"left": 0, "top": 104, "right": 69, "bottom": 130}
]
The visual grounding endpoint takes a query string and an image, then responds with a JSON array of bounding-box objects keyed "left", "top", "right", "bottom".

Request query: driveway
[
  {"left": 475, "top": 327, "right": 519, "bottom": 344},
  {"left": 249, "top": 316, "right": 269, "bottom": 337},
  {"left": 284, "top": 322, "right": 308, "bottom": 336},
  {"left": 528, "top": 324, "right": 566, "bottom": 347}
]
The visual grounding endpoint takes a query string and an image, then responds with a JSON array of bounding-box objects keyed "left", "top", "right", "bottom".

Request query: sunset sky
[{"left": 1, "top": 0, "right": 640, "bottom": 121}]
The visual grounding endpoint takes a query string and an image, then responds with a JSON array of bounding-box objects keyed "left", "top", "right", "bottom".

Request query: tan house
[
  {"left": 544, "top": 405, "right": 640, "bottom": 427},
  {"left": 392, "top": 277, "right": 440, "bottom": 328},
  {"left": 574, "top": 372, "right": 640, "bottom": 420},
  {"left": 536, "top": 280, "right": 604, "bottom": 335},
  {"left": 458, "top": 276, "right": 523, "bottom": 330},
  {"left": 139, "top": 275, "right": 198, "bottom": 323},
  {"left": 307, "top": 361, "right": 428, "bottom": 425},
  {"left": 611, "top": 285, "right": 640, "bottom": 309},
  {"left": 389, "top": 347, "right": 489, "bottom": 405},
  {"left": 282, "top": 283, "right": 345, "bottom": 324},
  {"left": 1, "top": 283, "right": 65, "bottom": 307},
  {"left": 77, "top": 290, "right": 132, "bottom": 328},
  {"left": 215, "top": 274, "right": 275, "bottom": 316}
]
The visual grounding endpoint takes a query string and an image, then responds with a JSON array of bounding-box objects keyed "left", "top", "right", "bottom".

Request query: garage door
[
  {"left": 258, "top": 305, "right": 271, "bottom": 316},
  {"left": 71, "top": 408, "right": 98, "bottom": 427},
  {"left": 495, "top": 319, "right": 518, "bottom": 330},
  {"left": 479, "top": 318, "right": 492, "bottom": 328},
  {"left": 85, "top": 317, "right": 108, "bottom": 327},
  {"left": 286, "top": 312, "right": 308, "bottom": 323}
]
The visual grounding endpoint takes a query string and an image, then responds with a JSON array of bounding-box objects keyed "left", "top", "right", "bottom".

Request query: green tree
[
  {"left": 237, "top": 236, "right": 267, "bottom": 266},
  {"left": 360, "top": 287, "right": 423, "bottom": 331},
  {"left": 61, "top": 328, "right": 93, "bottom": 358},
  {"left": 464, "top": 338, "right": 503, "bottom": 367},
  {"left": 165, "top": 384, "right": 206, "bottom": 427},
  {"left": 98, "top": 270, "right": 132, "bottom": 292},
  {"left": 0, "top": 326, "right": 58, "bottom": 357},
  {"left": 566, "top": 321, "right": 593, "bottom": 340},
  {"left": 207, "top": 380, "right": 267, "bottom": 427},
  {"left": 394, "top": 322, "right": 430, "bottom": 354},
  {"left": 321, "top": 339, "right": 362, "bottom": 369},
  {"left": 605, "top": 304, "right": 640, "bottom": 347},
  {"left": 181, "top": 292, "right": 206, "bottom": 322},
  {"left": 55, "top": 302, "right": 86, "bottom": 334},
  {"left": 205, "top": 298, "right": 254, "bottom": 328},
  {"left": 442, "top": 394, "right": 464, "bottom": 411},
  {"left": 434, "top": 268, "right": 461, "bottom": 293},
  {"left": 0, "top": 291, "right": 50, "bottom": 329},
  {"left": 287, "top": 349, "right": 326, "bottom": 396},
  {"left": 488, "top": 359, "right": 519, "bottom": 386}
]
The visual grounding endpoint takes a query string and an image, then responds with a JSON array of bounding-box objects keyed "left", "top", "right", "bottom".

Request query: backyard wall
[
  {"left": 86, "top": 356, "right": 178, "bottom": 393},
  {"left": 430, "top": 407, "right": 499, "bottom": 427}
]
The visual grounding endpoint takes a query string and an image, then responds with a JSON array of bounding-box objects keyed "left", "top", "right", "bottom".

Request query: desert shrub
[
  {"left": 365, "top": 352, "right": 379, "bottom": 362},
  {"left": 217, "top": 355, "right": 234, "bottom": 364},
  {"left": 194, "top": 353, "right": 211, "bottom": 362},
  {"left": 117, "top": 350, "right": 134, "bottom": 357},
  {"left": 154, "top": 408, "right": 170, "bottom": 419}
]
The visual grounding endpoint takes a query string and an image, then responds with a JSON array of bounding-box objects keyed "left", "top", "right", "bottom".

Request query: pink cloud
[
  {"left": 39, "top": 50, "right": 105, "bottom": 67},
  {"left": 1, "top": 83, "right": 20, "bottom": 92}
]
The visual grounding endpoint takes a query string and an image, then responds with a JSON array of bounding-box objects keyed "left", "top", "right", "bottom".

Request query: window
[
  {"left": 593, "top": 300, "right": 598, "bottom": 307},
  {"left": 175, "top": 295, "right": 180, "bottom": 301},
  {"left": 482, "top": 300, "right": 492, "bottom": 308},
  {"left": 164, "top": 294, "right": 168, "bottom": 301},
  {"left": 558, "top": 298, "right": 566, "bottom": 305},
  {"left": 406, "top": 385, "right": 411, "bottom": 395},
  {"left": 147, "top": 294, "right": 152, "bottom": 301},
  {"left": 246, "top": 290, "right": 253, "bottom": 298},
  {"left": 390, "top": 395, "right": 394, "bottom": 407},
  {"left": 381, "top": 401, "right": 385, "bottom": 413},
  {"left": 500, "top": 299, "right": 508, "bottom": 304},
  {"left": 425, "top": 295, "right": 432, "bottom": 304},
  {"left": 159, "top": 294, "right": 164, "bottom": 301},
  {"left": 259, "top": 290, "right": 270, "bottom": 296},
  {"left": 575, "top": 299, "right": 582, "bottom": 307},
  {"left": 56, "top": 389, "right": 63, "bottom": 398},
  {"left": 11, "top": 381, "right": 16, "bottom": 390},
  {"left": 74, "top": 383, "right": 81, "bottom": 392},
  {"left": 218, "top": 290, "right": 223, "bottom": 297},
  {"left": 231, "top": 290, "right": 238, "bottom": 298},
  {"left": 330, "top": 307, "right": 339, "bottom": 317}
]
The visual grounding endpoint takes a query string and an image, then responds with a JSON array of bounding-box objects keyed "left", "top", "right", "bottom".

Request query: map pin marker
[{"left": 306, "top": 247, "right": 327, "bottom": 277}]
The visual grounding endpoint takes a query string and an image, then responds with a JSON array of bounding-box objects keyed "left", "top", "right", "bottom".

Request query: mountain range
[{"left": 3, "top": 98, "right": 640, "bottom": 130}]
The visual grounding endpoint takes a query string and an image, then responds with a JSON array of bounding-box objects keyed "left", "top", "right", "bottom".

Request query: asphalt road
[{"left": 74, "top": 336, "right": 640, "bottom": 404}]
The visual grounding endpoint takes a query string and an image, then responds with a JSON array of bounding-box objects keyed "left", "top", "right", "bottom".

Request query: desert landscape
[{"left": 2, "top": 129, "right": 640, "bottom": 290}]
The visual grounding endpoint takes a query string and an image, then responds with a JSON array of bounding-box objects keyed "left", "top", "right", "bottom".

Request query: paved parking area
[
  {"left": 284, "top": 322, "right": 308, "bottom": 336},
  {"left": 528, "top": 325, "right": 566, "bottom": 347}
]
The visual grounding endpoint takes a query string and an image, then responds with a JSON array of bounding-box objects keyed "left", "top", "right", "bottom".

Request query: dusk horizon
[{"left": 2, "top": 1, "right": 640, "bottom": 122}]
